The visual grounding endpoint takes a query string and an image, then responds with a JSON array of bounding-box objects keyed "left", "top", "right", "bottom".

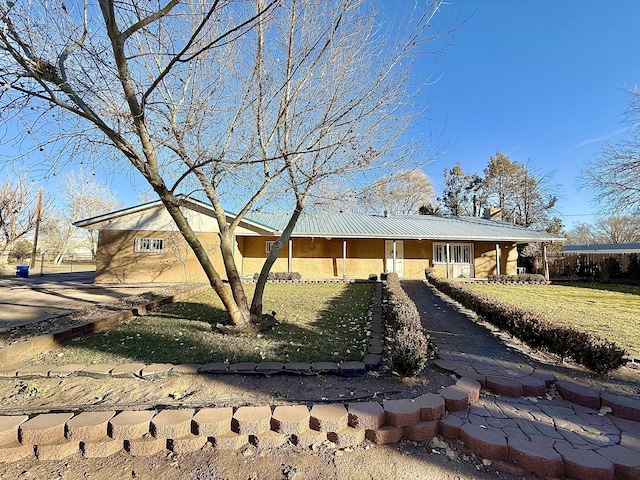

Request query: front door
[
  {"left": 385, "top": 240, "right": 404, "bottom": 277},
  {"left": 451, "top": 243, "right": 474, "bottom": 278}
]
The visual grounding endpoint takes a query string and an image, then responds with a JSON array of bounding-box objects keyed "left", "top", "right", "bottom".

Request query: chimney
[{"left": 483, "top": 207, "right": 503, "bottom": 220}]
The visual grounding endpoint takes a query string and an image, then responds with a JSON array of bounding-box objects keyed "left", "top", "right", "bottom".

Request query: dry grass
[
  {"left": 33, "top": 282, "right": 375, "bottom": 365},
  {"left": 464, "top": 282, "right": 640, "bottom": 356}
]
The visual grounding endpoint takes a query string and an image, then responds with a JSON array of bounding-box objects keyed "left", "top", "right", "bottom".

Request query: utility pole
[{"left": 29, "top": 187, "right": 42, "bottom": 271}]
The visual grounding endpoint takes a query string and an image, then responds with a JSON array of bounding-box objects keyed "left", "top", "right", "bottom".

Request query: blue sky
[
  {"left": 2, "top": 1, "right": 639, "bottom": 230},
  {"left": 420, "top": 0, "right": 640, "bottom": 228}
]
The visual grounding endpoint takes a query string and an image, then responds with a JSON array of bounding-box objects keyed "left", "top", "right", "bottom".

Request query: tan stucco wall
[
  {"left": 95, "top": 230, "right": 226, "bottom": 284},
  {"left": 96, "top": 230, "right": 517, "bottom": 284},
  {"left": 403, "top": 240, "right": 433, "bottom": 279},
  {"left": 474, "top": 242, "right": 517, "bottom": 277},
  {"left": 240, "top": 236, "right": 289, "bottom": 277}
]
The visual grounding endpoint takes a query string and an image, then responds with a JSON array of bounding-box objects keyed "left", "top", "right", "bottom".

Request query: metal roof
[
  {"left": 73, "top": 196, "right": 563, "bottom": 243},
  {"left": 562, "top": 243, "right": 640, "bottom": 254},
  {"left": 244, "top": 212, "right": 564, "bottom": 243}
]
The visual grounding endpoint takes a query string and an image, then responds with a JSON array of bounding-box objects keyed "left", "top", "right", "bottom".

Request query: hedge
[
  {"left": 382, "top": 273, "right": 432, "bottom": 376},
  {"left": 252, "top": 271, "right": 302, "bottom": 281},
  {"left": 425, "top": 272, "right": 628, "bottom": 374}
]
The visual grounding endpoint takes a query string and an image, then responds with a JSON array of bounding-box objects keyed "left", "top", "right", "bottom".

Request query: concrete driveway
[{"left": 0, "top": 271, "right": 161, "bottom": 330}]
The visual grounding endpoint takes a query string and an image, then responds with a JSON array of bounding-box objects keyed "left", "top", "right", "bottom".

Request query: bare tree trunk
[
  {"left": 250, "top": 204, "right": 303, "bottom": 324},
  {"left": 159, "top": 192, "right": 252, "bottom": 328}
]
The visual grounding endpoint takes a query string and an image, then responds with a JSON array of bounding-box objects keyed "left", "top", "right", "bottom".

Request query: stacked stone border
[
  {"left": 1, "top": 371, "right": 639, "bottom": 479},
  {"left": 0, "top": 281, "right": 383, "bottom": 372}
]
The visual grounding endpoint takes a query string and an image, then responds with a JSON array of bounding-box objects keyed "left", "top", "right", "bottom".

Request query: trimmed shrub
[
  {"left": 252, "top": 271, "right": 302, "bottom": 281},
  {"left": 382, "top": 273, "right": 432, "bottom": 376},
  {"left": 389, "top": 327, "right": 429, "bottom": 376},
  {"left": 488, "top": 273, "right": 547, "bottom": 284},
  {"left": 425, "top": 272, "right": 628, "bottom": 374}
]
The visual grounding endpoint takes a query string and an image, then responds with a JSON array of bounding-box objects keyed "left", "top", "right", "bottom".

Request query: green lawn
[
  {"left": 464, "top": 282, "right": 640, "bottom": 356},
  {"left": 34, "top": 282, "right": 375, "bottom": 365}
]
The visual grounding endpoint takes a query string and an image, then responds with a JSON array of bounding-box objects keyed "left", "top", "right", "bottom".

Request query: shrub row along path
[{"left": 402, "top": 280, "right": 640, "bottom": 479}]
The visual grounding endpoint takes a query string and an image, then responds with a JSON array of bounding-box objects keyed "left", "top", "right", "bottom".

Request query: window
[
  {"left": 434, "top": 244, "right": 445, "bottom": 264},
  {"left": 265, "top": 240, "right": 277, "bottom": 253},
  {"left": 134, "top": 238, "right": 164, "bottom": 253},
  {"left": 433, "top": 243, "right": 472, "bottom": 264}
]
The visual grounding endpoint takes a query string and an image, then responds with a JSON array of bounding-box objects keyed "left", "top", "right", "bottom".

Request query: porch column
[
  {"left": 495, "top": 243, "right": 501, "bottom": 276},
  {"left": 445, "top": 242, "right": 450, "bottom": 278},
  {"left": 288, "top": 239, "right": 293, "bottom": 273},
  {"left": 342, "top": 239, "right": 347, "bottom": 279},
  {"left": 542, "top": 243, "right": 549, "bottom": 281},
  {"left": 393, "top": 240, "right": 397, "bottom": 274}
]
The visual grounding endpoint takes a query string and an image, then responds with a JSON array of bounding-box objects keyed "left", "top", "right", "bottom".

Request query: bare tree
[
  {"left": 61, "top": 170, "right": 120, "bottom": 259},
  {"left": 357, "top": 170, "right": 436, "bottom": 215},
  {"left": 0, "top": 175, "right": 37, "bottom": 264},
  {"left": 564, "top": 222, "right": 599, "bottom": 245},
  {"left": 596, "top": 216, "right": 640, "bottom": 244},
  {"left": 582, "top": 89, "right": 640, "bottom": 215},
  {"left": 1, "top": 0, "right": 451, "bottom": 331}
]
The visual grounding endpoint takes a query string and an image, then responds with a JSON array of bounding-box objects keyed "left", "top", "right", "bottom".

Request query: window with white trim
[
  {"left": 265, "top": 240, "right": 277, "bottom": 253},
  {"left": 134, "top": 238, "right": 164, "bottom": 253},
  {"left": 433, "top": 243, "right": 472, "bottom": 264}
]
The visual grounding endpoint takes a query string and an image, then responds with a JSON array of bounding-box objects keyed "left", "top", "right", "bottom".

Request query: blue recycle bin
[{"left": 16, "top": 265, "right": 29, "bottom": 278}]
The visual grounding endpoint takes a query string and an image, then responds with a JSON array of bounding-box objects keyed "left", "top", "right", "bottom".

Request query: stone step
[
  {"left": 151, "top": 409, "right": 194, "bottom": 438},
  {"left": 19, "top": 413, "right": 74, "bottom": 446},
  {"left": 109, "top": 411, "right": 155, "bottom": 440},
  {"left": 556, "top": 380, "right": 601, "bottom": 410},
  {"left": 413, "top": 393, "right": 445, "bottom": 421},
  {"left": 459, "top": 423, "right": 508, "bottom": 461},
  {"left": 81, "top": 436, "right": 123, "bottom": 458},
  {"left": 347, "top": 402, "right": 384, "bottom": 430},
  {"left": 66, "top": 411, "right": 115, "bottom": 442},
  {"left": 232, "top": 406, "right": 272, "bottom": 436},
  {"left": 271, "top": 405, "right": 310, "bottom": 435},
  {"left": 383, "top": 399, "right": 420, "bottom": 427},
  {"left": 0, "top": 415, "right": 28, "bottom": 446},
  {"left": 192, "top": 407, "right": 233, "bottom": 437},
  {"left": 310, "top": 404, "right": 348, "bottom": 432}
]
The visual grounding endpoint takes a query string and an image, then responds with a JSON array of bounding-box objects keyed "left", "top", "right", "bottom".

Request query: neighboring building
[{"left": 74, "top": 197, "right": 563, "bottom": 284}]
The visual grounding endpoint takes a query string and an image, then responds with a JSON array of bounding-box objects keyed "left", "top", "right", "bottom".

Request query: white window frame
[
  {"left": 433, "top": 242, "right": 473, "bottom": 264},
  {"left": 265, "top": 240, "right": 277, "bottom": 253},
  {"left": 134, "top": 237, "right": 165, "bottom": 253}
]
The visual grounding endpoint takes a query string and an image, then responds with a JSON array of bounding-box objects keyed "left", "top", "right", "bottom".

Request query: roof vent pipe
[{"left": 383, "top": 210, "right": 389, "bottom": 218}]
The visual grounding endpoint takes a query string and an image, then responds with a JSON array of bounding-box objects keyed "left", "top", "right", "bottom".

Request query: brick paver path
[{"left": 402, "top": 280, "right": 640, "bottom": 479}]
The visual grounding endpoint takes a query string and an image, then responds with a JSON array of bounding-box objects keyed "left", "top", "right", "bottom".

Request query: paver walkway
[{"left": 402, "top": 280, "right": 640, "bottom": 479}]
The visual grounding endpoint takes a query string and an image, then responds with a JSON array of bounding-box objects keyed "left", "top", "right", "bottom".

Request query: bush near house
[
  {"left": 252, "top": 271, "right": 302, "bottom": 281},
  {"left": 426, "top": 272, "right": 628, "bottom": 374},
  {"left": 488, "top": 273, "right": 547, "bottom": 284},
  {"left": 382, "top": 273, "right": 431, "bottom": 376}
]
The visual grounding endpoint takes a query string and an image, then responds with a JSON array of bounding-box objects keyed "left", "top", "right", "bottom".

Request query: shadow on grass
[
  {"left": 556, "top": 281, "right": 640, "bottom": 297},
  {"left": 44, "top": 283, "right": 375, "bottom": 366}
]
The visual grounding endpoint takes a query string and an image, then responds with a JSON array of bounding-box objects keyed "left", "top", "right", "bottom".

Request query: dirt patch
[{"left": 0, "top": 437, "right": 530, "bottom": 480}]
